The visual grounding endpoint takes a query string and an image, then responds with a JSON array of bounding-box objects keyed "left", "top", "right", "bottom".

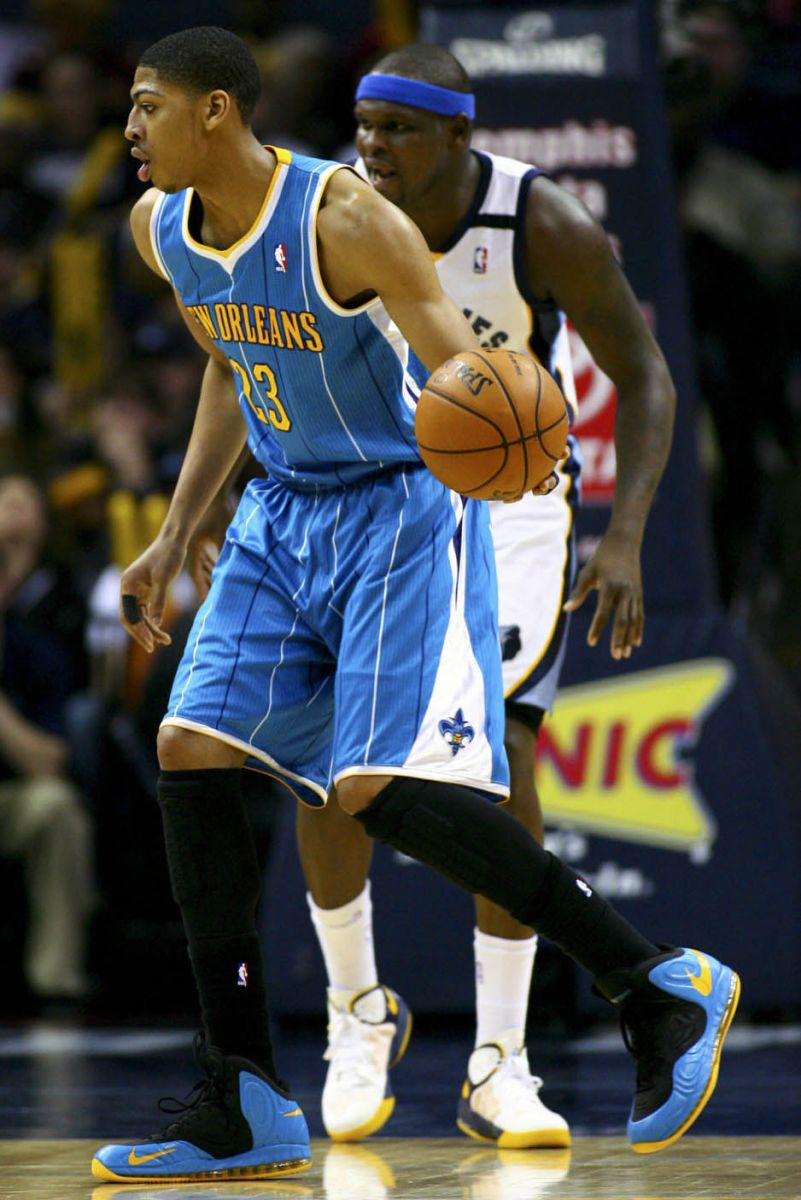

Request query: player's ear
[
  {"left": 204, "top": 89, "right": 232, "bottom": 130},
  {"left": 448, "top": 113, "right": 471, "bottom": 148}
]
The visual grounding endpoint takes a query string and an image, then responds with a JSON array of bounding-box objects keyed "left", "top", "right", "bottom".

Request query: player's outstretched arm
[
  {"left": 317, "top": 169, "right": 480, "bottom": 371},
  {"left": 524, "top": 177, "right": 676, "bottom": 658},
  {"left": 120, "top": 194, "right": 248, "bottom": 650}
]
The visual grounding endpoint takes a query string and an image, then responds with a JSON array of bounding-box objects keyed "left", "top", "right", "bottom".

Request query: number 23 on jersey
[{"left": 229, "top": 359, "right": 291, "bottom": 432}]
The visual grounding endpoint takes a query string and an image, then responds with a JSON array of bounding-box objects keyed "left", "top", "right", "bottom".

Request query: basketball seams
[
  {"left": 414, "top": 347, "right": 569, "bottom": 497},
  {"left": 416, "top": 376, "right": 511, "bottom": 490},
  {"left": 416, "top": 382, "right": 512, "bottom": 490},
  {"left": 472, "top": 349, "right": 529, "bottom": 494},
  {"left": 419, "top": 384, "right": 511, "bottom": 444},
  {"left": 420, "top": 445, "right": 511, "bottom": 492},
  {"left": 419, "top": 425, "right": 561, "bottom": 456},
  {"left": 534, "top": 410, "right": 569, "bottom": 462}
]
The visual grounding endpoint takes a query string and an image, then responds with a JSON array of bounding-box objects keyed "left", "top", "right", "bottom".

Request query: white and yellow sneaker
[
  {"left": 321, "top": 984, "right": 412, "bottom": 1142},
  {"left": 457, "top": 1032, "right": 570, "bottom": 1149}
]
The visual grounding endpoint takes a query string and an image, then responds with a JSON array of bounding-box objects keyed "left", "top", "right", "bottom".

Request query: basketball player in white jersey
[{"left": 292, "top": 44, "right": 677, "bottom": 1148}]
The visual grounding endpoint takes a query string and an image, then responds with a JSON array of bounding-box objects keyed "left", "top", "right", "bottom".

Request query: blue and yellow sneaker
[
  {"left": 602, "top": 947, "right": 740, "bottom": 1154},
  {"left": 91, "top": 1036, "right": 311, "bottom": 1183},
  {"left": 322, "top": 984, "right": 412, "bottom": 1142}
]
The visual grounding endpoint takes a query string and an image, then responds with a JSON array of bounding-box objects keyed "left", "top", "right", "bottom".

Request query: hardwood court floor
[
  {"left": 3, "top": 1136, "right": 801, "bottom": 1198},
  {"left": 1, "top": 1020, "right": 800, "bottom": 1198}
]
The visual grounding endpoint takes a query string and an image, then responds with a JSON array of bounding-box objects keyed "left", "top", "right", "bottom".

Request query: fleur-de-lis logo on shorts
[{"left": 438, "top": 708, "right": 475, "bottom": 756}]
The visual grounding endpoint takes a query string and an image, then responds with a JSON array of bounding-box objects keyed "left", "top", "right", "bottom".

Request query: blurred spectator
[
  {"left": 675, "top": 0, "right": 801, "bottom": 172},
  {"left": 46, "top": 455, "right": 111, "bottom": 603},
  {"left": 664, "top": 0, "right": 801, "bottom": 604},
  {"left": 92, "top": 378, "right": 160, "bottom": 495},
  {"left": 0, "top": 474, "right": 94, "bottom": 1006},
  {"left": 9, "top": 0, "right": 133, "bottom": 127},
  {"left": 30, "top": 54, "right": 105, "bottom": 202},
  {"left": 252, "top": 27, "right": 347, "bottom": 157},
  {"left": 0, "top": 341, "right": 46, "bottom": 477},
  {"left": 0, "top": 113, "right": 53, "bottom": 379},
  {"left": 0, "top": 97, "right": 53, "bottom": 242}
]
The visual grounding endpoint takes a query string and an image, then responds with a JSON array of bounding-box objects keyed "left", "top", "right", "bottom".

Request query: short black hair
[
  {"left": 139, "top": 26, "right": 261, "bottom": 123},
  {"left": 372, "top": 43, "right": 472, "bottom": 93}
]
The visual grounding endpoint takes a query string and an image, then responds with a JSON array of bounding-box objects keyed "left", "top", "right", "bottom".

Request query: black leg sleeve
[
  {"left": 158, "top": 768, "right": 279, "bottom": 1080},
  {"left": 354, "top": 776, "right": 658, "bottom": 980}
]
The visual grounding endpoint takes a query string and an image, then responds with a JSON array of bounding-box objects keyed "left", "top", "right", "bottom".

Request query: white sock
[
  {"left": 474, "top": 927, "right": 538, "bottom": 1049},
  {"left": 307, "top": 881, "right": 378, "bottom": 999}
]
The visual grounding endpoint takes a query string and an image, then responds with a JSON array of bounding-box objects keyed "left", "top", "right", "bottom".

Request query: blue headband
[{"left": 355, "top": 73, "right": 475, "bottom": 119}]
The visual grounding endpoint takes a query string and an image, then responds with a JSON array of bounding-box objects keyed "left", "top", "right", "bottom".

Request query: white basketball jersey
[
  {"left": 355, "top": 148, "right": 581, "bottom": 712},
  {"left": 432, "top": 150, "right": 577, "bottom": 415}
]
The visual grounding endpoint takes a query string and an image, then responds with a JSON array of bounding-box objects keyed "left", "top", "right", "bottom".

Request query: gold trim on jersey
[
  {"left": 182, "top": 145, "right": 293, "bottom": 262},
  {"left": 148, "top": 190, "right": 170, "bottom": 282},
  {"left": 307, "top": 164, "right": 386, "bottom": 318}
]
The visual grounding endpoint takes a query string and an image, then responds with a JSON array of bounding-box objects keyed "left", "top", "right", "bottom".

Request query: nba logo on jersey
[
  {"left": 237, "top": 962, "right": 249, "bottom": 988},
  {"left": 473, "top": 246, "right": 488, "bottom": 274},
  {"left": 274, "top": 243, "right": 287, "bottom": 272}
]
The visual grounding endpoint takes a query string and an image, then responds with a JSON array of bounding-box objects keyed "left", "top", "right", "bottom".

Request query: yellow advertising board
[{"left": 537, "top": 659, "right": 733, "bottom": 855}]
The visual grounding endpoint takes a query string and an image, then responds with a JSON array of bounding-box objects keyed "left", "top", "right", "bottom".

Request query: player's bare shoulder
[
  {"left": 129, "top": 188, "right": 167, "bottom": 279},
  {"left": 526, "top": 174, "right": 617, "bottom": 299},
  {"left": 317, "top": 166, "right": 428, "bottom": 303},
  {"left": 318, "top": 166, "right": 411, "bottom": 249},
  {"left": 527, "top": 174, "right": 601, "bottom": 246}
]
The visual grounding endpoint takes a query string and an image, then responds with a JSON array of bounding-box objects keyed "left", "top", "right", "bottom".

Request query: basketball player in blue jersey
[
  {"left": 92, "top": 27, "right": 738, "bottom": 1184},
  {"left": 293, "top": 44, "right": 686, "bottom": 1149}
]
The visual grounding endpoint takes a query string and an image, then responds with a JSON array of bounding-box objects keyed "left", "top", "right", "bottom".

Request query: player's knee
[
  {"left": 336, "top": 774, "right": 395, "bottom": 815},
  {"left": 157, "top": 725, "right": 193, "bottom": 770},
  {"left": 156, "top": 725, "right": 243, "bottom": 771}
]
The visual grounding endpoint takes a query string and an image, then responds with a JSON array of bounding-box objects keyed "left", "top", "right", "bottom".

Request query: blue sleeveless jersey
[{"left": 150, "top": 148, "right": 426, "bottom": 488}]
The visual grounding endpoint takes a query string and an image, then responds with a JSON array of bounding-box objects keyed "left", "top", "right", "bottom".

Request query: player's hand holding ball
[{"left": 414, "top": 348, "right": 569, "bottom": 501}]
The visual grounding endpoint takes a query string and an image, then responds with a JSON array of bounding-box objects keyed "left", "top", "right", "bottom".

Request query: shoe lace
[
  {"left": 324, "top": 1010, "right": 393, "bottom": 1087},
  {"left": 496, "top": 1052, "right": 544, "bottom": 1101},
  {"left": 153, "top": 1033, "right": 234, "bottom": 1139}
]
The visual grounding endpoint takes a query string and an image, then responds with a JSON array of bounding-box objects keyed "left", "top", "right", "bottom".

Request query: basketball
[{"left": 414, "top": 348, "right": 569, "bottom": 500}]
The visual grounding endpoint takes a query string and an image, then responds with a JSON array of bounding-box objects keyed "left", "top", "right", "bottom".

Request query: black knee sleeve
[
  {"left": 353, "top": 775, "right": 552, "bottom": 925},
  {"left": 354, "top": 776, "right": 658, "bottom": 979},
  {"left": 157, "top": 768, "right": 262, "bottom": 939}
]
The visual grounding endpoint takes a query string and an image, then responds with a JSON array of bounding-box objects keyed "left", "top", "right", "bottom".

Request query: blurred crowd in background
[{"left": 0, "top": 0, "right": 799, "bottom": 1018}]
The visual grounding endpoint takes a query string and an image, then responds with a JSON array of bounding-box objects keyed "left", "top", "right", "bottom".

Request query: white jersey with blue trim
[
  {"left": 356, "top": 149, "right": 577, "bottom": 413},
  {"left": 356, "top": 148, "right": 581, "bottom": 712},
  {"left": 149, "top": 147, "right": 426, "bottom": 489}
]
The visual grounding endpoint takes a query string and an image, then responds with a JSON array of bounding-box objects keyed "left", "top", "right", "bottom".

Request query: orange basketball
[{"left": 415, "top": 348, "right": 569, "bottom": 500}]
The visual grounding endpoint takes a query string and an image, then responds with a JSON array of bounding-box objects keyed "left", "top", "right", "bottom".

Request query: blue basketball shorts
[
  {"left": 490, "top": 435, "right": 581, "bottom": 713},
  {"left": 162, "top": 466, "right": 509, "bottom": 807}
]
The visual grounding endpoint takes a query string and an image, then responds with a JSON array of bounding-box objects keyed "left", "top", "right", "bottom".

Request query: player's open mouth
[
  {"left": 131, "top": 149, "right": 151, "bottom": 182},
  {"left": 365, "top": 163, "right": 395, "bottom": 187}
]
